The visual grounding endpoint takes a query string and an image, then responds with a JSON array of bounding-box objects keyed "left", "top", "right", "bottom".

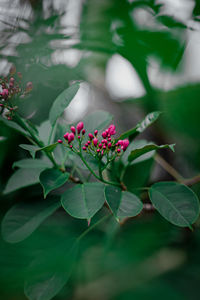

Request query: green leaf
[
  {"left": 61, "top": 183, "right": 105, "bottom": 219},
  {"left": 128, "top": 143, "right": 175, "bottom": 162},
  {"left": 13, "top": 159, "right": 51, "bottom": 169},
  {"left": 105, "top": 186, "right": 143, "bottom": 219},
  {"left": 118, "top": 111, "right": 161, "bottom": 140},
  {"left": 37, "top": 120, "right": 52, "bottom": 146},
  {"left": 1, "top": 197, "right": 60, "bottom": 243},
  {"left": 82, "top": 110, "right": 113, "bottom": 133},
  {"left": 19, "top": 144, "right": 40, "bottom": 159},
  {"left": 40, "top": 168, "right": 70, "bottom": 198},
  {"left": 0, "top": 116, "right": 30, "bottom": 137},
  {"left": 49, "top": 83, "right": 80, "bottom": 126},
  {"left": 149, "top": 182, "right": 200, "bottom": 228},
  {"left": 37, "top": 143, "right": 59, "bottom": 153},
  {"left": 24, "top": 241, "right": 78, "bottom": 300},
  {"left": 3, "top": 168, "right": 44, "bottom": 194}
]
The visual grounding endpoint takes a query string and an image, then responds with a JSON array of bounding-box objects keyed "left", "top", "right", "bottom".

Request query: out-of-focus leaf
[
  {"left": 118, "top": 112, "right": 161, "bottom": 140},
  {"left": 37, "top": 120, "right": 52, "bottom": 146},
  {"left": 24, "top": 241, "right": 79, "bottom": 300},
  {"left": 149, "top": 182, "right": 200, "bottom": 228},
  {"left": 1, "top": 197, "right": 60, "bottom": 243},
  {"left": 105, "top": 185, "right": 143, "bottom": 219},
  {"left": 0, "top": 116, "right": 30, "bottom": 137},
  {"left": 128, "top": 143, "right": 175, "bottom": 162},
  {"left": 61, "top": 183, "right": 105, "bottom": 219},
  {"left": 37, "top": 143, "right": 58, "bottom": 153},
  {"left": 39, "top": 168, "right": 70, "bottom": 198},
  {"left": 0, "top": 136, "right": 7, "bottom": 142},
  {"left": 19, "top": 144, "right": 40, "bottom": 159},
  {"left": 13, "top": 159, "right": 51, "bottom": 169},
  {"left": 49, "top": 83, "right": 80, "bottom": 126},
  {"left": 3, "top": 168, "right": 44, "bottom": 194}
]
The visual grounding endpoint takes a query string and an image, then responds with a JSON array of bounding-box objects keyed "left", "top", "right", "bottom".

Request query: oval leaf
[
  {"left": 49, "top": 83, "right": 80, "bottom": 126},
  {"left": 82, "top": 110, "right": 113, "bottom": 133},
  {"left": 13, "top": 159, "right": 51, "bottom": 169},
  {"left": 61, "top": 183, "right": 105, "bottom": 219},
  {"left": 1, "top": 197, "right": 60, "bottom": 243},
  {"left": 40, "top": 168, "right": 70, "bottom": 198},
  {"left": 105, "top": 185, "right": 143, "bottom": 219},
  {"left": 19, "top": 144, "right": 40, "bottom": 159},
  {"left": 149, "top": 182, "right": 200, "bottom": 228},
  {"left": 24, "top": 241, "right": 78, "bottom": 300},
  {"left": 3, "top": 168, "right": 44, "bottom": 195},
  {"left": 128, "top": 143, "right": 175, "bottom": 162}
]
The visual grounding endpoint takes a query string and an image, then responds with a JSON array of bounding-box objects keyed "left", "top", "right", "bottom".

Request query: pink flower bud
[
  {"left": 117, "top": 148, "right": 121, "bottom": 153},
  {"left": 88, "top": 133, "right": 94, "bottom": 140},
  {"left": 102, "top": 131, "right": 107, "bottom": 139},
  {"left": 82, "top": 129, "right": 86, "bottom": 135},
  {"left": 101, "top": 150, "right": 104, "bottom": 156},
  {"left": 82, "top": 146, "right": 87, "bottom": 151},
  {"left": 68, "top": 133, "right": 74, "bottom": 143},
  {"left": 0, "top": 104, "right": 4, "bottom": 107},
  {"left": 85, "top": 143, "right": 88, "bottom": 147},
  {"left": 71, "top": 126, "right": 76, "bottom": 134},
  {"left": 63, "top": 132, "right": 69, "bottom": 139},
  {"left": 26, "top": 81, "right": 33, "bottom": 91},
  {"left": 102, "top": 139, "right": 107, "bottom": 145},
  {"left": 118, "top": 140, "right": 123, "bottom": 146},
  {"left": 70, "top": 145, "right": 73, "bottom": 148},
  {"left": 103, "top": 145, "right": 107, "bottom": 149},
  {"left": 77, "top": 121, "right": 84, "bottom": 133},
  {"left": 87, "top": 140, "right": 91, "bottom": 145},
  {"left": 98, "top": 143, "right": 102, "bottom": 149},
  {"left": 10, "top": 77, "right": 15, "bottom": 83},
  {"left": 7, "top": 116, "right": 12, "bottom": 120},
  {"left": 122, "top": 139, "right": 129, "bottom": 151},
  {"left": 108, "top": 137, "right": 111, "bottom": 141},
  {"left": 93, "top": 138, "right": 98, "bottom": 147},
  {"left": 108, "top": 142, "right": 112, "bottom": 149},
  {"left": 108, "top": 124, "right": 116, "bottom": 135},
  {"left": 94, "top": 130, "right": 98, "bottom": 136},
  {"left": 58, "top": 139, "right": 63, "bottom": 144},
  {"left": 97, "top": 149, "right": 100, "bottom": 153},
  {"left": 78, "top": 135, "right": 81, "bottom": 139},
  {"left": 1, "top": 89, "right": 9, "bottom": 99}
]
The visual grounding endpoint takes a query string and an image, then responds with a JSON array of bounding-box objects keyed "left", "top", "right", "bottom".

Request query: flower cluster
[
  {"left": 58, "top": 122, "right": 129, "bottom": 161},
  {"left": 0, "top": 66, "right": 33, "bottom": 120}
]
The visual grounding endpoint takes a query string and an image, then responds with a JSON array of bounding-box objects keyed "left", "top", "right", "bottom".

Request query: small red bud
[
  {"left": 58, "top": 139, "right": 63, "bottom": 144},
  {"left": 98, "top": 143, "right": 102, "bottom": 149},
  {"left": 94, "top": 130, "right": 98, "bottom": 136},
  {"left": 82, "top": 129, "right": 86, "bottom": 135},
  {"left": 88, "top": 133, "right": 94, "bottom": 140},
  {"left": 70, "top": 126, "right": 76, "bottom": 134},
  {"left": 82, "top": 146, "right": 87, "bottom": 151}
]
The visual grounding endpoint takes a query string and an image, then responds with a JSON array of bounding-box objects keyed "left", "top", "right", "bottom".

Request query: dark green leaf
[
  {"left": 3, "top": 168, "right": 44, "bottom": 194},
  {"left": 149, "top": 182, "right": 200, "bottom": 228},
  {"left": 49, "top": 83, "right": 80, "bottom": 126},
  {"left": 0, "top": 116, "right": 30, "bottom": 137},
  {"left": 40, "top": 168, "right": 70, "bottom": 198},
  {"left": 61, "top": 183, "right": 105, "bottom": 219},
  {"left": 37, "top": 120, "right": 52, "bottom": 146},
  {"left": 128, "top": 143, "right": 175, "bottom": 162},
  {"left": 37, "top": 143, "right": 59, "bottom": 153},
  {"left": 1, "top": 197, "right": 60, "bottom": 243},
  {"left": 19, "top": 144, "right": 40, "bottom": 159},
  {"left": 105, "top": 185, "right": 143, "bottom": 219},
  {"left": 13, "top": 159, "right": 51, "bottom": 169},
  {"left": 118, "top": 111, "right": 161, "bottom": 140},
  {"left": 24, "top": 241, "right": 78, "bottom": 300}
]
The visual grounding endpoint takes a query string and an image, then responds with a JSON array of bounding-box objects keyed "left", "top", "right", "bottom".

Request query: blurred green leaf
[
  {"left": 39, "top": 168, "right": 69, "bottom": 198},
  {"left": 0, "top": 136, "right": 6, "bottom": 142},
  {"left": 128, "top": 143, "right": 175, "bottom": 162},
  {"left": 149, "top": 182, "right": 200, "bottom": 228},
  {"left": 24, "top": 241, "right": 78, "bottom": 300},
  {"left": 105, "top": 185, "right": 143, "bottom": 219},
  {"left": 37, "top": 143, "right": 59, "bottom": 153},
  {"left": 13, "top": 159, "right": 51, "bottom": 169},
  {"left": 3, "top": 168, "right": 44, "bottom": 194},
  {"left": 19, "top": 144, "right": 40, "bottom": 159},
  {"left": 118, "top": 111, "right": 161, "bottom": 141},
  {"left": 1, "top": 197, "right": 60, "bottom": 243},
  {"left": 0, "top": 116, "right": 30, "bottom": 137},
  {"left": 61, "top": 183, "right": 105, "bottom": 219},
  {"left": 82, "top": 110, "right": 113, "bottom": 133},
  {"left": 49, "top": 83, "right": 80, "bottom": 126}
]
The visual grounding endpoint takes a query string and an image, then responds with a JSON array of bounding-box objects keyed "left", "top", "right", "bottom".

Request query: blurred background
[{"left": 0, "top": 0, "right": 200, "bottom": 299}]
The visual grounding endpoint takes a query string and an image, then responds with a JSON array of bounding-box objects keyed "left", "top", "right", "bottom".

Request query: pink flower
[
  {"left": 63, "top": 132, "right": 69, "bottom": 140},
  {"left": 88, "top": 133, "right": 94, "bottom": 140},
  {"left": 122, "top": 139, "right": 129, "bottom": 151},
  {"left": 68, "top": 133, "right": 74, "bottom": 143},
  {"left": 71, "top": 126, "right": 76, "bottom": 134},
  {"left": 102, "top": 131, "right": 107, "bottom": 139},
  {"left": 77, "top": 121, "right": 84, "bottom": 133},
  {"left": 108, "top": 124, "right": 116, "bottom": 135},
  {"left": 93, "top": 138, "right": 98, "bottom": 147}
]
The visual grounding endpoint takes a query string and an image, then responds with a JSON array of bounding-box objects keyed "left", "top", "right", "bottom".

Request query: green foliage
[
  {"left": 39, "top": 168, "right": 69, "bottom": 198},
  {"left": 61, "top": 183, "right": 105, "bottom": 220},
  {"left": 1, "top": 197, "right": 60, "bottom": 243},
  {"left": 149, "top": 182, "right": 200, "bottom": 228},
  {"left": 105, "top": 186, "right": 143, "bottom": 219}
]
